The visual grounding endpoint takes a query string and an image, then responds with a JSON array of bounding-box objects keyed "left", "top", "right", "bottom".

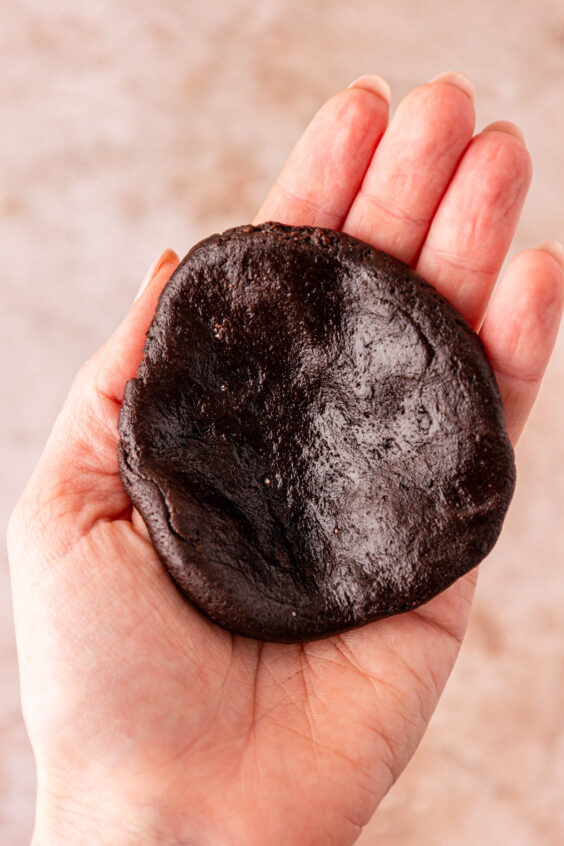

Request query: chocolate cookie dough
[{"left": 118, "top": 222, "right": 515, "bottom": 642}]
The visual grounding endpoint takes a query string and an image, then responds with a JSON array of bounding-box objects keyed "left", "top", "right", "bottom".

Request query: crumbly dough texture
[{"left": 118, "top": 222, "right": 515, "bottom": 642}]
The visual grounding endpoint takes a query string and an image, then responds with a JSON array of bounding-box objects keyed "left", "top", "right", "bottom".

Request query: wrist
[
  {"left": 32, "top": 780, "right": 216, "bottom": 846},
  {"left": 33, "top": 800, "right": 182, "bottom": 846}
]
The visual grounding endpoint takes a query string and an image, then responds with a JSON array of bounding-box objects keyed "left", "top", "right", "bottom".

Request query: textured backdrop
[{"left": 2, "top": 1, "right": 563, "bottom": 843}]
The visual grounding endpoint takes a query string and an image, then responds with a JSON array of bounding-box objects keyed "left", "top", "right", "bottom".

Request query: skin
[{"left": 8, "top": 72, "right": 564, "bottom": 846}]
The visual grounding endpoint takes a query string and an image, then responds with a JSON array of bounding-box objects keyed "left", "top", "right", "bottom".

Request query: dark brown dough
[{"left": 118, "top": 222, "right": 515, "bottom": 642}]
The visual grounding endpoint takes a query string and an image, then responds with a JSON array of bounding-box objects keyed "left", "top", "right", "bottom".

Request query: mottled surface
[
  {"left": 2, "top": 0, "right": 563, "bottom": 842},
  {"left": 120, "top": 223, "right": 515, "bottom": 641}
]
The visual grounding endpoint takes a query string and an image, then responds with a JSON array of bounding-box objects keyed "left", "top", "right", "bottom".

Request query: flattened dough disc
[{"left": 118, "top": 223, "right": 515, "bottom": 642}]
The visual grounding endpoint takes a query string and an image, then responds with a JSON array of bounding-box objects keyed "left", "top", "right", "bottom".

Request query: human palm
[{"left": 9, "top": 73, "right": 563, "bottom": 845}]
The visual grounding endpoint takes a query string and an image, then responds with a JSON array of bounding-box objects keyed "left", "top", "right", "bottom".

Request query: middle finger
[{"left": 343, "top": 72, "right": 475, "bottom": 264}]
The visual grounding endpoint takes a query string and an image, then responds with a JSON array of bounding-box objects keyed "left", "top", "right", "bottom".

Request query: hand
[{"left": 8, "top": 72, "right": 563, "bottom": 846}]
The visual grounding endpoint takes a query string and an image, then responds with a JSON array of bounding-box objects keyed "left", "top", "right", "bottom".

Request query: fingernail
[
  {"left": 430, "top": 71, "right": 474, "bottom": 102},
  {"left": 135, "top": 248, "right": 179, "bottom": 301},
  {"left": 482, "top": 120, "right": 526, "bottom": 143},
  {"left": 535, "top": 239, "right": 564, "bottom": 270},
  {"left": 347, "top": 74, "right": 391, "bottom": 106}
]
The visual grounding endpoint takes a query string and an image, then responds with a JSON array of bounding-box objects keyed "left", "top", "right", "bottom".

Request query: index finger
[{"left": 254, "top": 76, "right": 391, "bottom": 228}]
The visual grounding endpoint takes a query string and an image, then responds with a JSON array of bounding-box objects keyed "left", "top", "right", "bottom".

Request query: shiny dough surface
[{"left": 118, "top": 223, "right": 515, "bottom": 642}]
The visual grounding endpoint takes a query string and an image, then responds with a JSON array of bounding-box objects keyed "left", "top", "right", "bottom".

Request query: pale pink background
[{"left": 2, "top": 1, "right": 563, "bottom": 843}]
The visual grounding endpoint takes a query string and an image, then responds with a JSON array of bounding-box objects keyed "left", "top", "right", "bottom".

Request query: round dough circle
[{"left": 118, "top": 223, "right": 515, "bottom": 642}]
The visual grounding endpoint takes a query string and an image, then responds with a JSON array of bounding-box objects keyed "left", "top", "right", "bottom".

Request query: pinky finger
[{"left": 480, "top": 242, "right": 564, "bottom": 445}]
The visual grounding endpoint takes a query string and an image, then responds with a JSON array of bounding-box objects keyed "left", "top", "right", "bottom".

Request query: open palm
[{"left": 9, "top": 73, "right": 563, "bottom": 846}]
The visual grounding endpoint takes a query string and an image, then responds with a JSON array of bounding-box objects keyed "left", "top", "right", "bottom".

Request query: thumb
[
  {"left": 90, "top": 248, "right": 180, "bottom": 406},
  {"left": 11, "top": 249, "right": 180, "bottom": 555}
]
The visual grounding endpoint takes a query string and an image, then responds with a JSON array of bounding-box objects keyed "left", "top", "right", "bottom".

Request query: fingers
[
  {"left": 342, "top": 72, "right": 475, "bottom": 263},
  {"left": 416, "top": 122, "right": 532, "bottom": 328},
  {"left": 479, "top": 243, "right": 564, "bottom": 444},
  {"left": 254, "top": 76, "right": 390, "bottom": 228}
]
